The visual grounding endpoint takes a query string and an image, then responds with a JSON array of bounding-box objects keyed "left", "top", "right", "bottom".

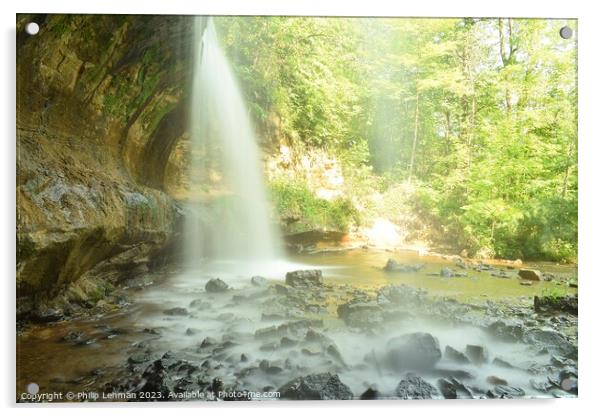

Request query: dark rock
[
  {"left": 530, "top": 378, "right": 554, "bottom": 392},
  {"left": 205, "top": 278, "right": 229, "bottom": 293},
  {"left": 487, "top": 320, "right": 524, "bottom": 342},
  {"left": 455, "top": 258, "right": 468, "bottom": 269},
  {"left": 475, "top": 263, "right": 493, "bottom": 272},
  {"left": 444, "top": 345, "right": 470, "bottom": 364},
  {"left": 337, "top": 300, "right": 383, "bottom": 328},
  {"left": 31, "top": 307, "right": 64, "bottom": 323},
  {"left": 254, "top": 319, "right": 323, "bottom": 340},
  {"left": 384, "top": 259, "right": 425, "bottom": 273},
  {"left": 359, "top": 387, "right": 379, "bottom": 400},
  {"left": 326, "top": 344, "right": 347, "bottom": 367},
  {"left": 217, "top": 312, "right": 235, "bottom": 321},
  {"left": 75, "top": 337, "right": 97, "bottom": 346},
  {"left": 523, "top": 329, "right": 577, "bottom": 359},
  {"left": 396, "top": 373, "right": 442, "bottom": 399},
  {"left": 128, "top": 352, "right": 151, "bottom": 365},
  {"left": 163, "top": 307, "right": 188, "bottom": 316},
  {"left": 550, "top": 355, "right": 576, "bottom": 368},
  {"left": 274, "top": 284, "right": 289, "bottom": 295},
  {"left": 189, "top": 299, "right": 211, "bottom": 310},
  {"left": 492, "top": 357, "right": 514, "bottom": 368},
  {"left": 377, "top": 284, "right": 427, "bottom": 306},
  {"left": 465, "top": 345, "right": 488, "bottom": 365},
  {"left": 62, "top": 330, "right": 85, "bottom": 343},
  {"left": 261, "top": 313, "right": 286, "bottom": 321},
  {"left": 285, "top": 270, "right": 323, "bottom": 287},
  {"left": 259, "top": 360, "right": 283, "bottom": 374},
  {"left": 280, "top": 337, "right": 298, "bottom": 348},
  {"left": 438, "top": 378, "right": 457, "bottom": 399},
  {"left": 432, "top": 368, "right": 475, "bottom": 380},
  {"left": 386, "top": 332, "right": 442, "bottom": 370},
  {"left": 185, "top": 328, "right": 198, "bottom": 336},
  {"left": 437, "top": 377, "right": 473, "bottom": 399},
  {"left": 440, "top": 267, "right": 454, "bottom": 278},
  {"left": 439, "top": 267, "right": 467, "bottom": 278},
  {"left": 136, "top": 359, "right": 172, "bottom": 400},
  {"left": 491, "top": 270, "right": 510, "bottom": 278},
  {"left": 280, "top": 373, "right": 353, "bottom": 400},
  {"left": 534, "top": 295, "right": 578, "bottom": 316},
  {"left": 494, "top": 385, "right": 525, "bottom": 398},
  {"left": 518, "top": 269, "right": 543, "bottom": 281},
  {"left": 259, "top": 342, "right": 279, "bottom": 352},
  {"left": 211, "top": 377, "right": 224, "bottom": 393},
  {"left": 200, "top": 336, "right": 218, "bottom": 348},
  {"left": 251, "top": 276, "right": 268, "bottom": 287},
  {"left": 301, "top": 347, "right": 321, "bottom": 356}
]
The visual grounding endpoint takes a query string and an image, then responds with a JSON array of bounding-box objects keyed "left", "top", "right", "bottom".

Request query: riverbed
[{"left": 17, "top": 249, "right": 578, "bottom": 401}]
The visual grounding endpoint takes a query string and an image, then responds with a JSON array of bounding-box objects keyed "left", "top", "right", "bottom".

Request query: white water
[{"left": 186, "top": 18, "right": 283, "bottom": 266}]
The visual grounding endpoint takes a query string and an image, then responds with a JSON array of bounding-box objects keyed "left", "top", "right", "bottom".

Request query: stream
[{"left": 17, "top": 249, "right": 578, "bottom": 401}]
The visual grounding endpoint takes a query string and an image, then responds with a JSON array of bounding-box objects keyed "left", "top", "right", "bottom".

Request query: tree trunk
[{"left": 407, "top": 93, "right": 420, "bottom": 184}]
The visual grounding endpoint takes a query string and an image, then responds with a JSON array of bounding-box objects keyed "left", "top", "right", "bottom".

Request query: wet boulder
[
  {"left": 530, "top": 378, "right": 554, "bottom": 392},
  {"left": 440, "top": 267, "right": 454, "bottom": 278},
  {"left": 189, "top": 299, "right": 211, "bottom": 310},
  {"left": 359, "top": 387, "right": 379, "bottom": 400},
  {"left": 534, "top": 294, "right": 578, "bottom": 316},
  {"left": 337, "top": 300, "right": 383, "bottom": 328},
  {"left": 136, "top": 359, "right": 173, "bottom": 399},
  {"left": 523, "top": 329, "right": 577, "bottom": 359},
  {"left": 31, "top": 307, "right": 64, "bottom": 323},
  {"left": 465, "top": 344, "right": 488, "bottom": 365},
  {"left": 440, "top": 267, "right": 467, "bottom": 278},
  {"left": 205, "top": 278, "right": 229, "bottom": 293},
  {"left": 377, "top": 284, "right": 427, "bottom": 306},
  {"left": 386, "top": 332, "right": 442, "bottom": 370},
  {"left": 280, "top": 373, "right": 353, "bottom": 400},
  {"left": 437, "top": 377, "right": 473, "bottom": 399},
  {"left": 285, "top": 270, "right": 323, "bottom": 287},
  {"left": 251, "top": 275, "right": 268, "bottom": 287},
  {"left": 487, "top": 320, "right": 525, "bottom": 342},
  {"left": 396, "top": 373, "right": 442, "bottom": 399},
  {"left": 492, "top": 357, "right": 514, "bottom": 369},
  {"left": 163, "top": 307, "right": 188, "bottom": 316},
  {"left": 518, "top": 268, "right": 543, "bottom": 281},
  {"left": 444, "top": 346, "right": 470, "bottom": 364},
  {"left": 493, "top": 385, "right": 525, "bottom": 398},
  {"left": 384, "top": 259, "right": 425, "bottom": 273}
]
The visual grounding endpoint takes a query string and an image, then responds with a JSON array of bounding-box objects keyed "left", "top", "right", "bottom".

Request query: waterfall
[{"left": 186, "top": 17, "right": 282, "bottom": 267}]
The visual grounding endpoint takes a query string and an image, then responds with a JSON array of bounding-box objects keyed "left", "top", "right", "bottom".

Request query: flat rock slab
[
  {"left": 518, "top": 269, "right": 543, "bottom": 281},
  {"left": 396, "top": 373, "right": 442, "bottom": 399},
  {"left": 280, "top": 373, "right": 353, "bottom": 400},
  {"left": 285, "top": 270, "right": 323, "bottom": 286}
]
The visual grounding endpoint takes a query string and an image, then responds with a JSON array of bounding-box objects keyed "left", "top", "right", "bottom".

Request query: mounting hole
[
  {"left": 25, "top": 22, "right": 39, "bottom": 36},
  {"left": 26, "top": 382, "right": 39, "bottom": 395},
  {"left": 559, "top": 26, "right": 573, "bottom": 39}
]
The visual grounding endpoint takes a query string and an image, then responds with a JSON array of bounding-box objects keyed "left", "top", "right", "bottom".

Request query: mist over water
[{"left": 186, "top": 18, "right": 282, "bottom": 266}]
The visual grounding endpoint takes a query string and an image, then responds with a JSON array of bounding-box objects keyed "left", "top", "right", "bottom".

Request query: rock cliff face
[{"left": 16, "top": 15, "right": 205, "bottom": 315}]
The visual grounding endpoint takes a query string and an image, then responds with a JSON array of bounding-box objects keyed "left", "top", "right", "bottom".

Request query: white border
[{"left": 2, "top": 1, "right": 601, "bottom": 415}]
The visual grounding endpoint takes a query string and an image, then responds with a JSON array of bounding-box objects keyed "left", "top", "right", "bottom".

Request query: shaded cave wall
[{"left": 16, "top": 14, "right": 207, "bottom": 312}]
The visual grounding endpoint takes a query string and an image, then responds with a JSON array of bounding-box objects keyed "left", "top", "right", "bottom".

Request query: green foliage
[
  {"left": 540, "top": 286, "right": 570, "bottom": 299},
  {"left": 269, "top": 179, "right": 359, "bottom": 233},
  {"left": 211, "top": 17, "right": 577, "bottom": 262}
]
